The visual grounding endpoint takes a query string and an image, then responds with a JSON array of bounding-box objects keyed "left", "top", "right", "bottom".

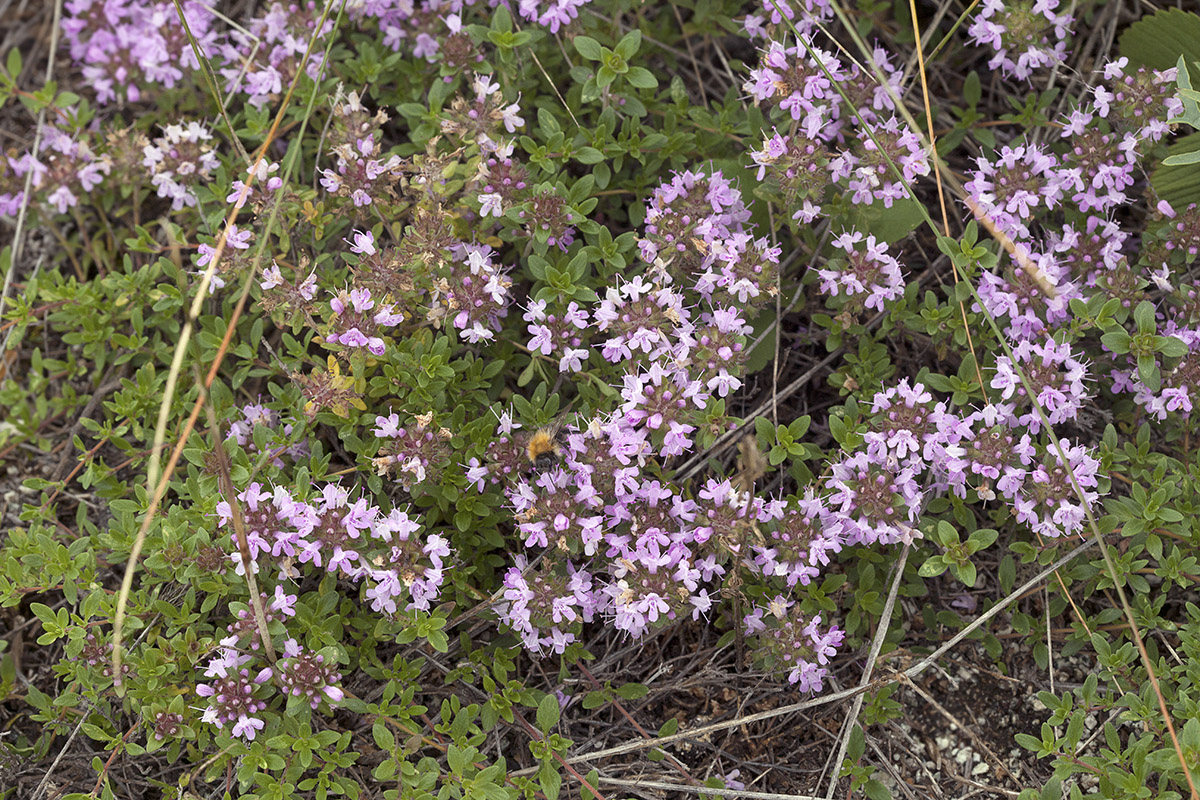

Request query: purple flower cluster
[
  {"left": 517, "top": 187, "right": 579, "bottom": 252},
  {"left": 1108, "top": 287, "right": 1200, "bottom": 420},
  {"left": 967, "top": 0, "right": 1072, "bottom": 80},
  {"left": 324, "top": 228, "right": 513, "bottom": 352},
  {"left": 319, "top": 94, "right": 405, "bottom": 210},
  {"left": 732, "top": 378, "right": 1105, "bottom": 547},
  {"left": 479, "top": 411, "right": 846, "bottom": 684},
  {"left": 1094, "top": 58, "right": 1183, "bottom": 143},
  {"left": 750, "top": 125, "right": 831, "bottom": 223},
  {"left": 0, "top": 127, "right": 111, "bottom": 217},
  {"left": 744, "top": 39, "right": 843, "bottom": 127},
  {"left": 214, "top": 482, "right": 450, "bottom": 612},
  {"left": 1011, "top": 439, "right": 1100, "bottom": 539},
  {"left": 223, "top": 586, "right": 299, "bottom": 652},
  {"left": 372, "top": 412, "right": 454, "bottom": 493},
  {"left": 817, "top": 230, "right": 905, "bottom": 316},
  {"left": 273, "top": 638, "right": 345, "bottom": 710},
  {"left": 990, "top": 338, "right": 1089, "bottom": 433},
  {"left": 827, "top": 450, "right": 924, "bottom": 546},
  {"left": 846, "top": 378, "right": 1101, "bottom": 539},
  {"left": 350, "top": 3, "right": 459, "bottom": 59},
  {"left": 214, "top": 1, "right": 334, "bottom": 107},
  {"left": 197, "top": 650, "right": 273, "bottom": 740},
  {"left": 743, "top": 40, "right": 927, "bottom": 220},
  {"left": 195, "top": 224, "right": 255, "bottom": 292},
  {"left": 227, "top": 161, "right": 286, "bottom": 214},
  {"left": 831, "top": 116, "right": 928, "bottom": 208},
  {"left": 260, "top": 259, "right": 320, "bottom": 322},
  {"left": 62, "top": 0, "right": 218, "bottom": 104},
  {"left": 478, "top": 147, "right": 531, "bottom": 220},
  {"left": 325, "top": 287, "right": 405, "bottom": 356},
  {"left": 639, "top": 169, "right": 752, "bottom": 272},
  {"left": 508, "top": 0, "right": 592, "bottom": 33},
  {"left": 500, "top": 555, "right": 601, "bottom": 653},
  {"left": 695, "top": 231, "right": 782, "bottom": 310},
  {"left": 594, "top": 278, "right": 682, "bottom": 364},
  {"left": 66, "top": 0, "right": 334, "bottom": 109},
  {"left": 197, "top": 592, "right": 345, "bottom": 740},
  {"left": 441, "top": 74, "right": 526, "bottom": 148},
  {"left": 965, "top": 143, "right": 1067, "bottom": 241},
  {"left": 966, "top": 59, "right": 1183, "bottom": 344},
  {"left": 949, "top": 403, "right": 1035, "bottom": 501},
  {"left": 225, "top": 401, "right": 309, "bottom": 467},
  {"left": 1131, "top": 331, "right": 1200, "bottom": 420},
  {"left": 445, "top": 243, "right": 514, "bottom": 343},
  {"left": 525, "top": 300, "right": 591, "bottom": 374},
  {"left": 975, "top": 247, "right": 1078, "bottom": 341},
  {"left": 744, "top": 597, "right": 845, "bottom": 691},
  {"left": 744, "top": 0, "right": 834, "bottom": 39},
  {"left": 751, "top": 494, "right": 844, "bottom": 587},
  {"left": 142, "top": 121, "right": 220, "bottom": 211}
]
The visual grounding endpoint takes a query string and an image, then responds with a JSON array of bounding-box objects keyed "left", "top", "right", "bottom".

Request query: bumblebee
[{"left": 524, "top": 421, "right": 568, "bottom": 472}]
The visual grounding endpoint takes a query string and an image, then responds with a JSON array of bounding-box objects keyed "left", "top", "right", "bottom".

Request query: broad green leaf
[
  {"left": 1153, "top": 133, "right": 1200, "bottom": 207},
  {"left": 536, "top": 693, "right": 560, "bottom": 732},
  {"left": 845, "top": 197, "right": 925, "bottom": 243},
  {"left": 1118, "top": 7, "right": 1200, "bottom": 70},
  {"left": 573, "top": 36, "right": 603, "bottom": 61}
]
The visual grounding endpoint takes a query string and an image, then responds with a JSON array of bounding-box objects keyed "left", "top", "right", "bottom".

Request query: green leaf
[
  {"left": 1158, "top": 336, "right": 1190, "bottom": 357},
  {"left": 918, "top": 555, "right": 948, "bottom": 578},
  {"left": 1133, "top": 300, "right": 1156, "bottom": 335},
  {"left": 1138, "top": 353, "right": 1161, "bottom": 393},
  {"left": 998, "top": 554, "right": 1016, "bottom": 594},
  {"left": 581, "top": 770, "right": 601, "bottom": 800},
  {"left": 30, "top": 603, "right": 57, "bottom": 627},
  {"left": 864, "top": 779, "right": 892, "bottom": 800},
  {"left": 846, "top": 725, "right": 865, "bottom": 761},
  {"left": 845, "top": 197, "right": 924, "bottom": 243},
  {"left": 582, "top": 690, "right": 607, "bottom": 710},
  {"left": 614, "top": 30, "right": 642, "bottom": 60},
  {"left": 538, "top": 107, "right": 561, "bottom": 137},
  {"left": 669, "top": 75, "right": 687, "bottom": 105},
  {"left": 625, "top": 67, "right": 658, "bottom": 90},
  {"left": 967, "top": 528, "right": 999, "bottom": 553},
  {"left": 575, "top": 147, "right": 605, "bottom": 164},
  {"left": 372, "top": 721, "right": 395, "bottom": 750},
  {"left": 1100, "top": 330, "right": 1131, "bottom": 354},
  {"left": 1118, "top": 8, "right": 1200, "bottom": 71},
  {"left": 1153, "top": 133, "right": 1200, "bottom": 208},
  {"left": 1170, "top": 56, "right": 1200, "bottom": 128},
  {"left": 573, "top": 36, "right": 603, "bottom": 61},
  {"left": 491, "top": 3, "right": 513, "bottom": 32},
  {"left": 536, "top": 694, "right": 560, "bottom": 732},
  {"left": 1040, "top": 778, "right": 1063, "bottom": 800},
  {"left": 539, "top": 761, "right": 562, "bottom": 800},
  {"left": 447, "top": 743, "right": 467, "bottom": 774},
  {"left": 963, "top": 71, "right": 981, "bottom": 108},
  {"left": 615, "top": 682, "right": 648, "bottom": 700},
  {"left": 788, "top": 415, "right": 811, "bottom": 438},
  {"left": 1164, "top": 150, "right": 1200, "bottom": 167}
]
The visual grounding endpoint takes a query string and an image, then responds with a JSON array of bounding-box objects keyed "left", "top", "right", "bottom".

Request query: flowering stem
[{"left": 824, "top": 544, "right": 909, "bottom": 798}]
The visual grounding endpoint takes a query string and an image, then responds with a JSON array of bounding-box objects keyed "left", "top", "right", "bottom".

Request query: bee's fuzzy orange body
[{"left": 525, "top": 427, "right": 565, "bottom": 472}]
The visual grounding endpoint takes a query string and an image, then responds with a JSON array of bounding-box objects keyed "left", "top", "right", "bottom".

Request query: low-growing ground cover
[{"left": 3, "top": 0, "right": 1200, "bottom": 797}]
